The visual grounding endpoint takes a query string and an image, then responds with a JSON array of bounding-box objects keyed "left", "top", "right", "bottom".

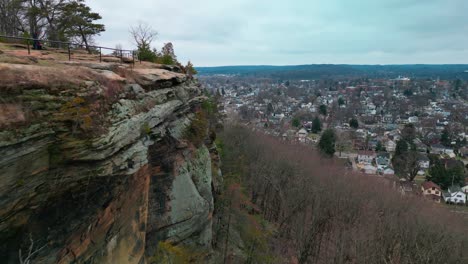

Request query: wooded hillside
[{"left": 216, "top": 125, "right": 468, "bottom": 263}]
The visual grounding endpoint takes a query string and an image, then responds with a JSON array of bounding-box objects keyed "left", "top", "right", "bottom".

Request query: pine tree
[
  {"left": 338, "top": 97, "right": 345, "bottom": 106},
  {"left": 375, "top": 141, "right": 385, "bottom": 152},
  {"left": 185, "top": 61, "right": 197, "bottom": 77},
  {"left": 440, "top": 128, "right": 451, "bottom": 147},
  {"left": 349, "top": 118, "right": 359, "bottom": 129},
  {"left": 159, "top": 42, "right": 177, "bottom": 64},
  {"left": 61, "top": 1, "right": 105, "bottom": 53},
  {"left": 311, "top": 117, "right": 322, "bottom": 133},
  {"left": 318, "top": 129, "right": 336, "bottom": 158},
  {"left": 319, "top": 105, "right": 327, "bottom": 116},
  {"left": 292, "top": 118, "right": 301, "bottom": 128}
]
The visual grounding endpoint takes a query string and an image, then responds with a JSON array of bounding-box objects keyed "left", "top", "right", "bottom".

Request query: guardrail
[{"left": 0, "top": 35, "right": 137, "bottom": 64}]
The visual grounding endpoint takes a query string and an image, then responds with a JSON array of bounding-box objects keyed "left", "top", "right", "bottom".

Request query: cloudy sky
[{"left": 88, "top": 0, "right": 468, "bottom": 66}]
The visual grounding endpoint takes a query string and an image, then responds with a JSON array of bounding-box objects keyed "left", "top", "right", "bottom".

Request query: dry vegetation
[{"left": 217, "top": 125, "right": 468, "bottom": 264}]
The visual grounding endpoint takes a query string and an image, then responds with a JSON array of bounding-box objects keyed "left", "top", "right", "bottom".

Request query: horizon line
[{"left": 196, "top": 63, "right": 468, "bottom": 68}]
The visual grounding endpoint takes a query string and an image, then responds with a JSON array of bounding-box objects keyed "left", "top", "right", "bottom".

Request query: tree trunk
[{"left": 79, "top": 26, "right": 90, "bottom": 54}]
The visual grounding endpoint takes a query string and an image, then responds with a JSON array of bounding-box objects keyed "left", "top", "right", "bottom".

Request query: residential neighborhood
[{"left": 202, "top": 75, "right": 468, "bottom": 205}]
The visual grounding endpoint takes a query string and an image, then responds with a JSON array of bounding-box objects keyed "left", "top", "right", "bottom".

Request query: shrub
[
  {"left": 137, "top": 46, "right": 158, "bottom": 62},
  {"left": 149, "top": 241, "right": 206, "bottom": 263},
  {"left": 184, "top": 112, "right": 208, "bottom": 147},
  {"left": 137, "top": 45, "right": 178, "bottom": 65},
  {"left": 140, "top": 122, "right": 151, "bottom": 136},
  {"left": 155, "top": 54, "right": 176, "bottom": 65},
  {"left": 59, "top": 97, "right": 93, "bottom": 134}
]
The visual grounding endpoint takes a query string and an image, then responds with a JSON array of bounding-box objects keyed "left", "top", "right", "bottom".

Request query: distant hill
[{"left": 197, "top": 64, "right": 468, "bottom": 80}]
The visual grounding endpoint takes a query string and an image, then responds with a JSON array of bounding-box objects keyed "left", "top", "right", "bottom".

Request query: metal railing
[{"left": 0, "top": 35, "right": 136, "bottom": 64}]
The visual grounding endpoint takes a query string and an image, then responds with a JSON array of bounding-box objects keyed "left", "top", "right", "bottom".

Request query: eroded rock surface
[{"left": 0, "top": 58, "right": 214, "bottom": 263}]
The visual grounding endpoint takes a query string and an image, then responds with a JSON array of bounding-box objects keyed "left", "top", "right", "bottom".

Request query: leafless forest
[{"left": 217, "top": 125, "right": 468, "bottom": 264}]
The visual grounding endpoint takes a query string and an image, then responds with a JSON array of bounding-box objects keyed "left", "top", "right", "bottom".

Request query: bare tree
[
  {"left": 217, "top": 125, "right": 468, "bottom": 263},
  {"left": 129, "top": 21, "right": 157, "bottom": 49}
]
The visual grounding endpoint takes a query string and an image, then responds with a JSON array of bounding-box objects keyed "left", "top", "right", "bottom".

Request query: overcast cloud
[{"left": 87, "top": 0, "right": 468, "bottom": 66}]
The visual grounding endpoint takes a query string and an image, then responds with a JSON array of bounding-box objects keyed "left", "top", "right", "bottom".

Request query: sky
[{"left": 87, "top": 0, "right": 468, "bottom": 66}]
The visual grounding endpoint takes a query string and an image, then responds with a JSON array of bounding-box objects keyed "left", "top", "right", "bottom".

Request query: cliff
[{"left": 0, "top": 49, "right": 217, "bottom": 263}]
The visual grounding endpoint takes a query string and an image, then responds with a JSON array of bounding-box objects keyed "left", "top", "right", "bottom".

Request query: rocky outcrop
[{"left": 0, "top": 59, "right": 215, "bottom": 263}]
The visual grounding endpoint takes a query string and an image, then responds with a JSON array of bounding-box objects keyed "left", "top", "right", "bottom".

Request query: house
[
  {"left": 442, "top": 159, "right": 464, "bottom": 171},
  {"left": 408, "top": 116, "right": 419, "bottom": 123},
  {"left": 399, "top": 180, "right": 417, "bottom": 195},
  {"left": 418, "top": 155, "right": 430, "bottom": 169},
  {"left": 376, "top": 153, "right": 391, "bottom": 170},
  {"left": 421, "top": 181, "right": 442, "bottom": 202},
  {"left": 382, "top": 167, "right": 395, "bottom": 175},
  {"left": 413, "top": 138, "right": 428, "bottom": 153},
  {"left": 430, "top": 144, "right": 454, "bottom": 156},
  {"left": 459, "top": 147, "right": 468, "bottom": 158},
  {"left": 363, "top": 164, "right": 378, "bottom": 175},
  {"left": 357, "top": 151, "right": 376, "bottom": 165},
  {"left": 382, "top": 114, "right": 394, "bottom": 123},
  {"left": 386, "top": 140, "right": 397, "bottom": 152},
  {"left": 442, "top": 185, "right": 466, "bottom": 204},
  {"left": 462, "top": 185, "right": 468, "bottom": 194},
  {"left": 296, "top": 128, "right": 308, "bottom": 143}
]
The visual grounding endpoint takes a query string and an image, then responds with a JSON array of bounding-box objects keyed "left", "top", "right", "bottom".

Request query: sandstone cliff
[{"left": 0, "top": 50, "right": 217, "bottom": 263}]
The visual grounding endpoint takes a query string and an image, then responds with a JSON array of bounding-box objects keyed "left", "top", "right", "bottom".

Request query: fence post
[
  {"left": 132, "top": 51, "right": 135, "bottom": 65},
  {"left": 99, "top": 47, "right": 102, "bottom": 62},
  {"left": 68, "top": 44, "right": 71, "bottom": 61},
  {"left": 120, "top": 50, "right": 123, "bottom": 64},
  {"left": 27, "top": 40, "right": 30, "bottom": 55}
]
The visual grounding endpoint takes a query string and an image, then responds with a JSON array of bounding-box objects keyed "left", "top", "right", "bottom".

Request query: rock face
[{"left": 0, "top": 60, "right": 215, "bottom": 263}]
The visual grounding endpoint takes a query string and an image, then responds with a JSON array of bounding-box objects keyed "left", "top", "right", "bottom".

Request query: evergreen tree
[
  {"left": 130, "top": 22, "right": 158, "bottom": 62},
  {"left": 185, "top": 61, "right": 197, "bottom": 77},
  {"left": 318, "top": 129, "right": 336, "bottom": 158},
  {"left": 349, "top": 118, "right": 359, "bottom": 129},
  {"left": 392, "top": 139, "right": 420, "bottom": 181},
  {"left": 403, "top": 89, "right": 413, "bottom": 96},
  {"left": 61, "top": 1, "right": 105, "bottom": 53},
  {"left": 292, "top": 118, "right": 301, "bottom": 128},
  {"left": 311, "top": 117, "right": 322, "bottom": 133},
  {"left": 267, "top": 103, "right": 274, "bottom": 115},
  {"left": 394, "top": 139, "right": 408, "bottom": 156},
  {"left": 440, "top": 128, "right": 451, "bottom": 147},
  {"left": 338, "top": 97, "right": 345, "bottom": 106},
  {"left": 427, "top": 157, "right": 465, "bottom": 189},
  {"left": 319, "top": 105, "right": 327, "bottom": 116},
  {"left": 401, "top": 123, "right": 416, "bottom": 142},
  {"left": 455, "top": 79, "right": 462, "bottom": 90},
  {"left": 375, "top": 141, "right": 385, "bottom": 152},
  {"left": 159, "top": 42, "right": 178, "bottom": 64}
]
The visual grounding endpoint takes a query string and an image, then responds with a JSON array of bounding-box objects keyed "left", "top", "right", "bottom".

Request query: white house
[
  {"left": 462, "top": 185, "right": 468, "bottom": 194},
  {"left": 363, "top": 164, "right": 378, "bottom": 175},
  {"left": 408, "top": 116, "right": 419, "bottom": 123},
  {"left": 417, "top": 155, "right": 430, "bottom": 175},
  {"left": 442, "top": 186, "right": 466, "bottom": 204},
  {"left": 430, "top": 144, "right": 454, "bottom": 156},
  {"left": 383, "top": 167, "right": 395, "bottom": 175},
  {"left": 296, "top": 128, "right": 308, "bottom": 143},
  {"left": 386, "top": 140, "right": 396, "bottom": 152},
  {"left": 357, "top": 151, "right": 376, "bottom": 165},
  {"left": 418, "top": 155, "right": 430, "bottom": 169}
]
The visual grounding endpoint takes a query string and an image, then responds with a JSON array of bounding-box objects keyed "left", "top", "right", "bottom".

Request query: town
[{"left": 201, "top": 75, "right": 468, "bottom": 205}]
